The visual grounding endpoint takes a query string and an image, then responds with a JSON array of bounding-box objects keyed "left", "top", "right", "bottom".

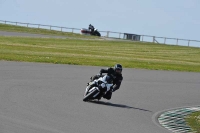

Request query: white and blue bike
[{"left": 83, "top": 74, "right": 114, "bottom": 102}]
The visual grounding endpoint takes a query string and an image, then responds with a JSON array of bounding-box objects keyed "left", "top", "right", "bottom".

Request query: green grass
[
  {"left": 0, "top": 36, "right": 200, "bottom": 72},
  {"left": 185, "top": 112, "right": 200, "bottom": 133},
  {"left": 0, "top": 23, "right": 99, "bottom": 39}
]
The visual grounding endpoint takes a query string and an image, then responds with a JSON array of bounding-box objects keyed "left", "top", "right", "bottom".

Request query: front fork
[
  {"left": 85, "top": 81, "right": 107, "bottom": 99},
  {"left": 84, "top": 81, "right": 96, "bottom": 96}
]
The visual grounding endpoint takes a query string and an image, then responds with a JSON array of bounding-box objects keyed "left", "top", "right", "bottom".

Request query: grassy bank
[
  {"left": 185, "top": 112, "right": 200, "bottom": 133},
  {"left": 0, "top": 36, "right": 200, "bottom": 72}
]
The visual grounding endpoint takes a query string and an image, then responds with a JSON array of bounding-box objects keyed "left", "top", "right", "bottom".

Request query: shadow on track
[{"left": 89, "top": 101, "right": 152, "bottom": 113}]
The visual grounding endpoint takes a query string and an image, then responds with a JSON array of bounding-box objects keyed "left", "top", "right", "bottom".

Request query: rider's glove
[{"left": 96, "top": 73, "right": 101, "bottom": 77}]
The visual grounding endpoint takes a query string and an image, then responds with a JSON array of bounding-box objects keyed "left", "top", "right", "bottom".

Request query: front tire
[{"left": 83, "top": 89, "right": 99, "bottom": 102}]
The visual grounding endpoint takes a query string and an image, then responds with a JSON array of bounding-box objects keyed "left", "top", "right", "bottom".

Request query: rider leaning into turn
[{"left": 90, "top": 64, "right": 123, "bottom": 100}]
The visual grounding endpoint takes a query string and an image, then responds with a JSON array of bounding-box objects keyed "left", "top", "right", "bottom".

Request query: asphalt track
[
  {"left": 0, "top": 31, "right": 200, "bottom": 133},
  {"left": 0, "top": 31, "right": 107, "bottom": 40},
  {"left": 0, "top": 31, "right": 67, "bottom": 39},
  {"left": 0, "top": 30, "right": 131, "bottom": 41}
]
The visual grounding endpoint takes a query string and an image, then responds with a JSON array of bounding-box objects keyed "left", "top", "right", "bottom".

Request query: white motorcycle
[{"left": 83, "top": 74, "right": 114, "bottom": 102}]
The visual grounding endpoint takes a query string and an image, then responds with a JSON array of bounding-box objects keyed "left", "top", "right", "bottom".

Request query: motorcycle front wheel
[{"left": 83, "top": 88, "right": 99, "bottom": 102}]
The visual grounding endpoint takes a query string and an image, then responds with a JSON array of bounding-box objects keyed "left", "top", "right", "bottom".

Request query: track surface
[
  {"left": 0, "top": 31, "right": 67, "bottom": 39},
  {"left": 0, "top": 31, "right": 200, "bottom": 133},
  {"left": 0, "top": 31, "right": 106, "bottom": 40},
  {"left": 0, "top": 30, "right": 128, "bottom": 41},
  {"left": 0, "top": 61, "right": 199, "bottom": 133}
]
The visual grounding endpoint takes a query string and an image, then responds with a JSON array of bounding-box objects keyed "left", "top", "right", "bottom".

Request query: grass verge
[
  {"left": 0, "top": 36, "right": 200, "bottom": 72},
  {"left": 185, "top": 112, "right": 200, "bottom": 133}
]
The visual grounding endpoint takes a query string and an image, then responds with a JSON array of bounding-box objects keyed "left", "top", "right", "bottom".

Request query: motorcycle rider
[
  {"left": 88, "top": 24, "right": 95, "bottom": 34},
  {"left": 90, "top": 64, "right": 123, "bottom": 100}
]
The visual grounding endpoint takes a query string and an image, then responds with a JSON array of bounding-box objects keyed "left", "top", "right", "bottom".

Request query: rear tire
[{"left": 83, "top": 89, "right": 99, "bottom": 102}]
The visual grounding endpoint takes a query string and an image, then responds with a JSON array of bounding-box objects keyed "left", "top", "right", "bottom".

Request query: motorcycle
[
  {"left": 80, "top": 28, "right": 101, "bottom": 37},
  {"left": 83, "top": 74, "right": 114, "bottom": 102}
]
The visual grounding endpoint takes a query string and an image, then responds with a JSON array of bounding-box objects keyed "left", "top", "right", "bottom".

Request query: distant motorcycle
[
  {"left": 83, "top": 74, "right": 114, "bottom": 102},
  {"left": 81, "top": 28, "right": 101, "bottom": 37}
]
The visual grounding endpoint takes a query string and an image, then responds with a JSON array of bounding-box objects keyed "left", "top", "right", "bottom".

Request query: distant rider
[
  {"left": 90, "top": 64, "right": 123, "bottom": 100},
  {"left": 88, "top": 24, "right": 95, "bottom": 34}
]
